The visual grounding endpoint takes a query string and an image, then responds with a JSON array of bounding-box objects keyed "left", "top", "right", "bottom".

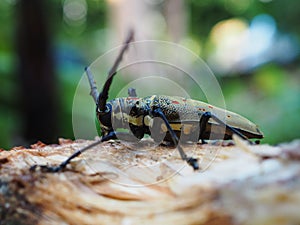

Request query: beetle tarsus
[
  {"left": 201, "top": 139, "right": 207, "bottom": 144},
  {"left": 30, "top": 164, "right": 64, "bottom": 173},
  {"left": 186, "top": 157, "right": 199, "bottom": 170}
]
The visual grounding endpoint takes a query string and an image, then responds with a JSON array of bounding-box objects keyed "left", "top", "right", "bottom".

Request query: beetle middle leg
[{"left": 151, "top": 107, "right": 199, "bottom": 170}]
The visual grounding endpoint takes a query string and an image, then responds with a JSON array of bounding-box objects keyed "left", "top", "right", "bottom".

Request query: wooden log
[{"left": 1, "top": 137, "right": 300, "bottom": 225}]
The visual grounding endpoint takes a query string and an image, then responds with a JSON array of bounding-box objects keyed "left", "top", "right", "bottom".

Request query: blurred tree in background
[
  {"left": 16, "top": 0, "right": 58, "bottom": 145},
  {"left": 0, "top": 0, "right": 299, "bottom": 149}
]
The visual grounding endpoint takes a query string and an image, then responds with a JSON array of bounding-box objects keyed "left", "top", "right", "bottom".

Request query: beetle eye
[
  {"left": 104, "top": 105, "right": 110, "bottom": 113},
  {"left": 98, "top": 104, "right": 112, "bottom": 127},
  {"left": 97, "top": 104, "right": 111, "bottom": 113}
]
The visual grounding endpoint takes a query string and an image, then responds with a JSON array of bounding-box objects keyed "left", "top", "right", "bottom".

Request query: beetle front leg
[
  {"left": 30, "top": 130, "right": 144, "bottom": 173},
  {"left": 151, "top": 108, "right": 199, "bottom": 170},
  {"left": 30, "top": 131, "right": 118, "bottom": 173}
]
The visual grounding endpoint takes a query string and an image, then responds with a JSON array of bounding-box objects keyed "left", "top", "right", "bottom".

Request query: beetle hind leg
[
  {"left": 199, "top": 112, "right": 210, "bottom": 144},
  {"left": 199, "top": 112, "right": 253, "bottom": 145}
]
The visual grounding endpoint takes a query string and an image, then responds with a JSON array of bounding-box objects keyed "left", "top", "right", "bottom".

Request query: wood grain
[{"left": 1, "top": 137, "right": 300, "bottom": 225}]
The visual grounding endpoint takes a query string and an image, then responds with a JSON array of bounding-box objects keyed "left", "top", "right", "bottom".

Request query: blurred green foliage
[{"left": 0, "top": 0, "right": 299, "bottom": 149}]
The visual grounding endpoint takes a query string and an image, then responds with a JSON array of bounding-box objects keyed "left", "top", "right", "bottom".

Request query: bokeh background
[{"left": 0, "top": 0, "right": 299, "bottom": 149}]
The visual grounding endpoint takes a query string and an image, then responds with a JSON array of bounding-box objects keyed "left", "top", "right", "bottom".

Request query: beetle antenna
[
  {"left": 98, "top": 29, "right": 134, "bottom": 112},
  {"left": 85, "top": 66, "right": 99, "bottom": 103}
]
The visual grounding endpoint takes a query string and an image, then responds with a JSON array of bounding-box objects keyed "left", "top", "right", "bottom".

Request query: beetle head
[
  {"left": 86, "top": 30, "right": 134, "bottom": 136},
  {"left": 96, "top": 100, "right": 113, "bottom": 136}
]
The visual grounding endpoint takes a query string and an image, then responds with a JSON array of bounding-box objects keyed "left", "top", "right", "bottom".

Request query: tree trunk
[{"left": 16, "top": 0, "right": 58, "bottom": 146}]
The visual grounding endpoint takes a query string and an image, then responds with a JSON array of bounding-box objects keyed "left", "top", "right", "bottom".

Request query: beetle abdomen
[{"left": 146, "top": 95, "right": 263, "bottom": 140}]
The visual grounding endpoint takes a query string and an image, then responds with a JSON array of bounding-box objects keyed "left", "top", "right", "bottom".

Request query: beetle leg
[
  {"left": 199, "top": 112, "right": 253, "bottom": 145},
  {"left": 152, "top": 108, "right": 199, "bottom": 170},
  {"left": 199, "top": 113, "right": 210, "bottom": 144},
  {"left": 128, "top": 88, "right": 137, "bottom": 97},
  {"left": 30, "top": 130, "right": 144, "bottom": 173},
  {"left": 30, "top": 131, "right": 118, "bottom": 173}
]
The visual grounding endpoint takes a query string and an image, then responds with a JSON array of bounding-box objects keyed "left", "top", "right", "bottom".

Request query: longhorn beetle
[{"left": 31, "top": 30, "right": 263, "bottom": 172}]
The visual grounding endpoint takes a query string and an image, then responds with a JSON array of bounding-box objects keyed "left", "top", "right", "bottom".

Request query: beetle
[{"left": 31, "top": 30, "right": 263, "bottom": 172}]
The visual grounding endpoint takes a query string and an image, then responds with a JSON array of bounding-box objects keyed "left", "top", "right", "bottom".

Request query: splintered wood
[{"left": 1, "top": 138, "right": 300, "bottom": 225}]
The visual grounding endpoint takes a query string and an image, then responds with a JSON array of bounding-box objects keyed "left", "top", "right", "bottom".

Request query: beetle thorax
[{"left": 107, "top": 97, "right": 142, "bottom": 130}]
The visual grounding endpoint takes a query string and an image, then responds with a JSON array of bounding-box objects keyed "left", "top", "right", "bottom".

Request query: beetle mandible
[{"left": 31, "top": 30, "right": 263, "bottom": 172}]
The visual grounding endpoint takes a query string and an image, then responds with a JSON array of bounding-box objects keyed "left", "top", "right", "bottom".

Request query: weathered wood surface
[{"left": 1, "top": 137, "right": 300, "bottom": 225}]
